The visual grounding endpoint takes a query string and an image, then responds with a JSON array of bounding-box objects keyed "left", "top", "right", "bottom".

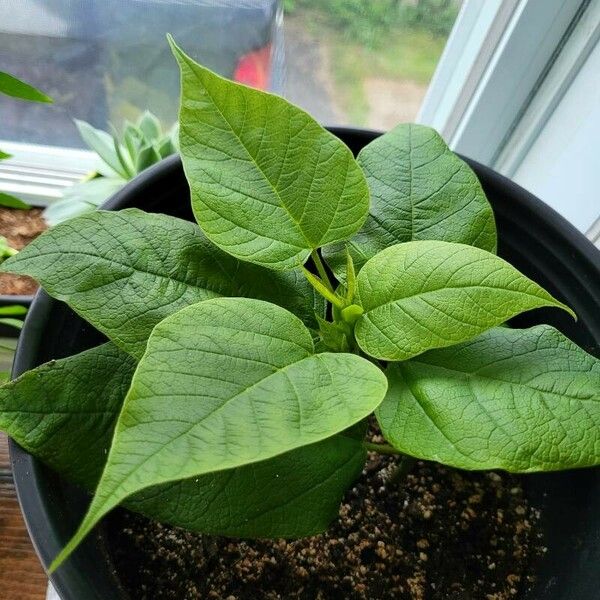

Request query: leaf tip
[
  {"left": 552, "top": 297, "right": 577, "bottom": 321},
  {"left": 48, "top": 538, "right": 77, "bottom": 573},
  {"left": 167, "top": 33, "right": 184, "bottom": 60}
]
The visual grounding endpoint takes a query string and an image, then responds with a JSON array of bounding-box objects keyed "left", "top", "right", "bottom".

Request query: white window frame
[
  {"left": 0, "top": 141, "right": 96, "bottom": 206},
  {"left": 494, "top": 0, "right": 600, "bottom": 176},
  {"left": 419, "top": 0, "right": 599, "bottom": 243},
  {"left": 419, "top": 0, "right": 589, "bottom": 164}
]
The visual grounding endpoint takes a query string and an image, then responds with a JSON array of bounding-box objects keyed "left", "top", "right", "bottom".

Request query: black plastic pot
[{"left": 9, "top": 128, "right": 600, "bottom": 600}]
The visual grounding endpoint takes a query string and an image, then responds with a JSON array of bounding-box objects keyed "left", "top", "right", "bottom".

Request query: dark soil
[
  {"left": 107, "top": 453, "right": 545, "bottom": 600},
  {"left": 0, "top": 207, "right": 47, "bottom": 295}
]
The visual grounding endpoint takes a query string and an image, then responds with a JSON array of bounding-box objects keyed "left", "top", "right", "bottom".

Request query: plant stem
[
  {"left": 311, "top": 249, "right": 335, "bottom": 294},
  {"left": 387, "top": 455, "right": 417, "bottom": 486},
  {"left": 364, "top": 441, "right": 403, "bottom": 455}
]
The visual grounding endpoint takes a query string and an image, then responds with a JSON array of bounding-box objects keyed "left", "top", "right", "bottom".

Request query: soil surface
[
  {"left": 0, "top": 207, "right": 47, "bottom": 295},
  {"left": 107, "top": 452, "right": 545, "bottom": 600}
]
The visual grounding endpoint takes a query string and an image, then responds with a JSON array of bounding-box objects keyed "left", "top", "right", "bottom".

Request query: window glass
[
  {"left": 283, "top": 0, "right": 461, "bottom": 130},
  {"left": 0, "top": 0, "right": 461, "bottom": 149},
  {"left": 0, "top": 0, "right": 282, "bottom": 147}
]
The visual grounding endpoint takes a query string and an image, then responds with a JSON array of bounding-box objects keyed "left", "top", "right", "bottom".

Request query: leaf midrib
[
  {"left": 181, "top": 53, "right": 314, "bottom": 249},
  {"left": 11, "top": 249, "right": 229, "bottom": 298},
  {"left": 362, "top": 282, "right": 549, "bottom": 314},
  {"left": 114, "top": 354, "right": 337, "bottom": 494},
  {"left": 405, "top": 360, "right": 599, "bottom": 404}
]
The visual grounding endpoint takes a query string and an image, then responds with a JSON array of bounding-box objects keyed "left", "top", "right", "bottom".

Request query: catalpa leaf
[
  {"left": 0, "top": 343, "right": 366, "bottom": 539},
  {"left": 170, "top": 37, "right": 369, "bottom": 270},
  {"left": 377, "top": 325, "right": 600, "bottom": 471},
  {"left": 355, "top": 241, "right": 574, "bottom": 361},
  {"left": 128, "top": 426, "right": 367, "bottom": 538},
  {"left": 51, "top": 298, "right": 387, "bottom": 569},
  {"left": 0, "top": 343, "right": 136, "bottom": 485},
  {"left": 2, "top": 209, "right": 324, "bottom": 358},
  {"left": 323, "top": 124, "right": 497, "bottom": 277}
]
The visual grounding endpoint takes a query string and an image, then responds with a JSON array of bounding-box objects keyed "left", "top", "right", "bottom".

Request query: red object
[{"left": 233, "top": 44, "right": 272, "bottom": 90}]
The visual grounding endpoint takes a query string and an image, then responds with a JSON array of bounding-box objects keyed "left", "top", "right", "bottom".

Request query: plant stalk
[
  {"left": 311, "top": 249, "right": 335, "bottom": 294},
  {"left": 364, "top": 441, "right": 403, "bottom": 455},
  {"left": 387, "top": 455, "right": 417, "bottom": 485}
]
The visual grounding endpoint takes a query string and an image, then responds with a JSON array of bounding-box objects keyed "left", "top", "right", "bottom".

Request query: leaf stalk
[
  {"left": 311, "top": 249, "right": 335, "bottom": 294},
  {"left": 364, "top": 441, "right": 403, "bottom": 455}
]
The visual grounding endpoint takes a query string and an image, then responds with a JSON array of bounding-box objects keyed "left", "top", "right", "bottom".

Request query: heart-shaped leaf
[
  {"left": 0, "top": 343, "right": 136, "bottom": 485},
  {"left": 355, "top": 241, "right": 574, "bottom": 360},
  {"left": 2, "top": 209, "right": 325, "bottom": 358},
  {"left": 377, "top": 325, "right": 600, "bottom": 471},
  {"left": 170, "top": 37, "right": 369, "bottom": 270},
  {"left": 51, "top": 298, "right": 386, "bottom": 568},
  {"left": 323, "top": 124, "right": 497, "bottom": 278},
  {"left": 127, "top": 426, "right": 367, "bottom": 538},
  {"left": 1, "top": 343, "right": 366, "bottom": 539}
]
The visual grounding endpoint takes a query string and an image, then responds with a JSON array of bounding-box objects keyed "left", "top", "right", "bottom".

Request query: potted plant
[
  {"left": 0, "top": 71, "right": 52, "bottom": 329},
  {"left": 2, "top": 39, "right": 600, "bottom": 599},
  {"left": 0, "top": 91, "right": 176, "bottom": 324},
  {"left": 43, "top": 111, "right": 178, "bottom": 226}
]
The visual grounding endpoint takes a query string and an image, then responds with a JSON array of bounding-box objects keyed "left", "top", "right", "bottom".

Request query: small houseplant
[
  {"left": 1, "top": 38, "right": 599, "bottom": 598},
  {"left": 44, "top": 111, "right": 178, "bottom": 225}
]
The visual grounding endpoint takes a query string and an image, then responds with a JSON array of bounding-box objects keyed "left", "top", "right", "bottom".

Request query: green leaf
[
  {"left": 0, "top": 305, "right": 27, "bottom": 316},
  {"left": 43, "top": 178, "right": 124, "bottom": 225},
  {"left": 75, "top": 120, "right": 129, "bottom": 179},
  {"left": 109, "top": 124, "right": 135, "bottom": 179},
  {"left": 0, "top": 343, "right": 136, "bottom": 485},
  {"left": 2, "top": 209, "right": 325, "bottom": 358},
  {"left": 170, "top": 37, "right": 369, "bottom": 270},
  {"left": 355, "top": 241, "right": 575, "bottom": 361},
  {"left": 0, "top": 150, "right": 12, "bottom": 160},
  {"left": 156, "top": 136, "right": 176, "bottom": 158},
  {"left": 123, "top": 121, "right": 144, "bottom": 162},
  {"left": 134, "top": 143, "right": 161, "bottom": 173},
  {"left": 0, "top": 71, "right": 52, "bottom": 103},
  {"left": 316, "top": 315, "right": 351, "bottom": 352},
  {"left": 0, "top": 318, "right": 22, "bottom": 330},
  {"left": 378, "top": 325, "right": 600, "bottom": 471},
  {"left": 323, "top": 124, "right": 497, "bottom": 278},
  {"left": 127, "top": 426, "right": 366, "bottom": 538},
  {"left": 0, "top": 342, "right": 366, "bottom": 539},
  {"left": 136, "top": 110, "right": 162, "bottom": 141},
  {"left": 0, "top": 236, "right": 17, "bottom": 260},
  {"left": 0, "top": 192, "right": 30, "bottom": 210},
  {"left": 51, "top": 298, "right": 387, "bottom": 568}
]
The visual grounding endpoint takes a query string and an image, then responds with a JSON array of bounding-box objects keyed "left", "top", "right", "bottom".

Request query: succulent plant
[{"left": 44, "top": 111, "right": 178, "bottom": 225}]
